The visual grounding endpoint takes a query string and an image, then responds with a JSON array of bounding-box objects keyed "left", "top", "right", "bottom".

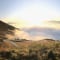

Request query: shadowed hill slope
[
  {"left": 0, "top": 20, "right": 19, "bottom": 51},
  {"left": 0, "top": 20, "right": 16, "bottom": 37},
  {"left": 0, "top": 20, "right": 15, "bottom": 30}
]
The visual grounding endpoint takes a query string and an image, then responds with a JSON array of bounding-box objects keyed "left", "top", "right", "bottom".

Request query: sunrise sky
[{"left": 0, "top": 0, "right": 60, "bottom": 40}]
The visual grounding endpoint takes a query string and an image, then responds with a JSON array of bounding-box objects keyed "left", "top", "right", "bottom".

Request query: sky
[{"left": 0, "top": 0, "right": 60, "bottom": 40}]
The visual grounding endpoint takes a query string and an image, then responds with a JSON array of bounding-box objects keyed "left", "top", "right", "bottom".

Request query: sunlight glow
[
  {"left": 2, "top": 17, "right": 46, "bottom": 28},
  {"left": 1, "top": 0, "right": 60, "bottom": 28}
]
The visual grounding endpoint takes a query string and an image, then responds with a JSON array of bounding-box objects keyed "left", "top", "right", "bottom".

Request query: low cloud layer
[
  {"left": 49, "top": 21, "right": 60, "bottom": 24},
  {"left": 21, "top": 21, "right": 60, "bottom": 40},
  {"left": 5, "top": 21, "right": 60, "bottom": 40},
  {"left": 23, "top": 27, "right": 60, "bottom": 40}
]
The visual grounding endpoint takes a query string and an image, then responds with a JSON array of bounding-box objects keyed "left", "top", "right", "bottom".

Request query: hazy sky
[
  {"left": 0, "top": 0, "right": 60, "bottom": 40},
  {"left": 0, "top": 0, "right": 60, "bottom": 28}
]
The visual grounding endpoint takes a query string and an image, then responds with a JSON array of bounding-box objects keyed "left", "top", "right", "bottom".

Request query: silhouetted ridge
[
  {"left": 0, "top": 20, "right": 16, "bottom": 39},
  {"left": 0, "top": 20, "right": 15, "bottom": 31}
]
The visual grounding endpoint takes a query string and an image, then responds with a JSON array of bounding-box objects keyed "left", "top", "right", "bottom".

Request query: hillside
[
  {"left": 0, "top": 38, "right": 60, "bottom": 60},
  {"left": 0, "top": 20, "right": 16, "bottom": 40},
  {"left": 0, "top": 21, "right": 60, "bottom": 60}
]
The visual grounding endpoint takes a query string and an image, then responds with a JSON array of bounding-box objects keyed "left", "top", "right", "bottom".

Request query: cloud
[
  {"left": 5, "top": 21, "right": 60, "bottom": 40},
  {"left": 14, "top": 29, "right": 30, "bottom": 40},
  {"left": 46, "top": 21, "right": 60, "bottom": 26},
  {"left": 13, "top": 29, "right": 47, "bottom": 40},
  {"left": 42, "top": 21, "right": 60, "bottom": 29},
  {"left": 49, "top": 21, "right": 60, "bottom": 24},
  {"left": 9, "top": 29, "right": 47, "bottom": 40},
  {"left": 5, "top": 29, "right": 31, "bottom": 40},
  {"left": 23, "top": 26, "right": 60, "bottom": 40}
]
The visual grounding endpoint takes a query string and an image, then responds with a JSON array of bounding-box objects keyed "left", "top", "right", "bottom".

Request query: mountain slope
[
  {"left": 0, "top": 20, "right": 19, "bottom": 51},
  {"left": 0, "top": 20, "right": 16, "bottom": 40}
]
